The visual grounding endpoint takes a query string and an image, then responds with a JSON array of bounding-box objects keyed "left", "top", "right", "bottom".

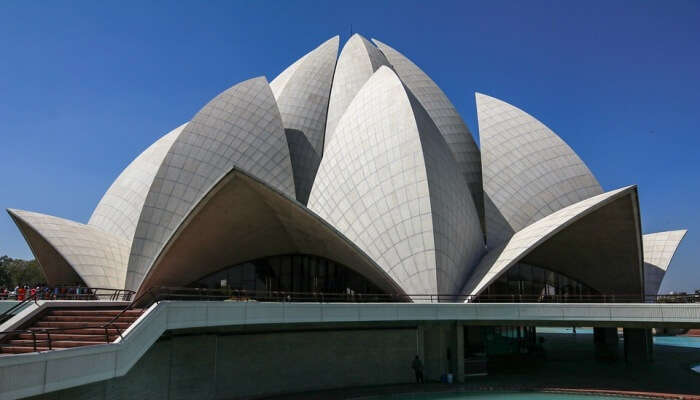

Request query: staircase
[{"left": 0, "top": 308, "right": 143, "bottom": 355}]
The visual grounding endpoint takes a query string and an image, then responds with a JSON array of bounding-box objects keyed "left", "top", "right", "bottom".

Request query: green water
[{"left": 371, "top": 392, "right": 626, "bottom": 399}]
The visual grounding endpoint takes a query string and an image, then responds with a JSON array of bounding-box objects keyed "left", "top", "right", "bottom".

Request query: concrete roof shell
[
  {"left": 476, "top": 93, "right": 603, "bottom": 248},
  {"left": 643, "top": 230, "right": 688, "bottom": 296},
  {"left": 88, "top": 123, "right": 186, "bottom": 243},
  {"left": 324, "top": 34, "right": 391, "bottom": 151},
  {"left": 372, "top": 38, "right": 484, "bottom": 232},
  {"left": 309, "top": 66, "right": 484, "bottom": 298},
  {"left": 125, "top": 76, "right": 295, "bottom": 291},
  {"left": 270, "top": 36, "right": 339, "bottom": 204},
  {"left": 462, "top": 186, "right": 642, "bottom": 299},
  {"left": 134, "top": 169, "right": 406, "bottom": 298},
  {"left": 8, "top": 209, "right": 130, "bottom": 289}
]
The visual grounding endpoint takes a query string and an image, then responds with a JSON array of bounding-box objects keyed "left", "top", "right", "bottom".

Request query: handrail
[
  {"left": 0, "top": 287, "right": 697, "bottom": 354},
  {"left": 102, "top": 286, "right": 158, "bottom": 340},
  {"left": 0, "top": 287, "right": 137, "bottom": 353},
  {"left": 0, "top": 292, "right": 39, "bottom": 323}
]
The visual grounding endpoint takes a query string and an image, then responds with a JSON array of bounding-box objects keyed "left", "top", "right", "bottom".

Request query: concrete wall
[
  {"left": 27, "top": 327, "right": 419, "bottom": 400},
  {"left": 0, "top": 301, "right": 21, "bottom": 319}
]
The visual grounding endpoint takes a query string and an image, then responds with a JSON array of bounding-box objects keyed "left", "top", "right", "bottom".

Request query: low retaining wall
[{"left": 27, "top": 327, "right": 419, "bottom": 399}]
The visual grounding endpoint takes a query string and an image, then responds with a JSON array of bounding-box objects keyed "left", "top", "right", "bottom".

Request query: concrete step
[
  {"left": 7, "top": 340, "right": 107, "bottom": 348},
  {"left": 26, "top": 328, "right": 124, "bottom": 335},
  {"left": 16, "top": 333, "right": 119, "bottom": 341},
  {"left": 33, "top": 321, "right": 132, "bottom": 329},
  {"left": 47, "top": 309, "right": 143, "bottom": 317},
  {"left": 43, "top": 315, "right": 138, "bottom": 323}
]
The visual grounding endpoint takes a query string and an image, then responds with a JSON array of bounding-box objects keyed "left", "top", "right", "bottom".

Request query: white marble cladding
[
  {"left": 309, "top": 67, "right": 483, "bottom": 297},
  {"left": 476, "top": 93, "right": 603, "bottom": 248},
  {"left": 643, "top": 230, "right": 687, "bottom": 295},
  {"left": 8, "top": 209, "right": 130, "bottom": 289},
  {"left": 6, "top": 34, "right": 687, "bottom": 299},
  {"left": 324, "top": 34, "right": 391, "bottom": 150},
  {"left": 125, "top": 77, "right": 295, "bottom": 291},
  {"left": 373, "top": 39, "right": 484, "bottom": 230},
  {"left": 461, "top": 186, "right": 634, "bottom": 298},
  {"left": 270, "top": 36, "right": 339, "bottom": 204},
  {"left": 89, "top": 124, "right": 186, "bottom": 243}
]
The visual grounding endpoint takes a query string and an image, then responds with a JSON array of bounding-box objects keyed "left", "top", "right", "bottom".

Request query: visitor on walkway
[
  {"left": 17, "top": 285, "right": 26, "bottom": 301},
  {"left": 411, "top": 355, "right": 424, "bottom": 383}
]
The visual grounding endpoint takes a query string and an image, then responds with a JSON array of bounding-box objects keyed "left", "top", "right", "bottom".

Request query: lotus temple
[
  {"left": 6, "top": 34, "right": 686, "bottom": 301},
  {"left": 0, "top": 34, "right": 696, "bottom": 399}
]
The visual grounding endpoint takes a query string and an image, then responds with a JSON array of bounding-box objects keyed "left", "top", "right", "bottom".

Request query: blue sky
[{"left": 1, "top": 1, "right": 698, "bottom": 293}]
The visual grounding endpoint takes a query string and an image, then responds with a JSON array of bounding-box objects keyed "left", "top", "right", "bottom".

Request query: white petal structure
[
  {"left": 126, "top": 77, "right": 295, "bottom": 291},
  {"left": 309, "top": 66, "right": 484, "bottom": 297},
  {"left": 270, "top": 36, "right": 339, "bottom": 204},
  {"left": 88, "top": 124, "right": 186, "bottom": 242},
  {"left": 476, "top": 93, "right": 603, "bottom": 248},
  {"left": 372, "top": 39, "right": 484, "bottom": 230},
  {"left": 324, "top": 34, "right": 391, "bottom": 149},
  {"left": 643, "top": 230, "right": 687, "bottom": 296},
  {"left": 7, "top": 34, "right": 687, "bottom": 300},
  {"left": 8, "top": 209, "right": 130, "bottom": 289},
  {"left": 135, "top": 169, "right": 406, "bottom": 298},
  {"left": 462, "top": 186, "right": 643, "bottom": 299}
]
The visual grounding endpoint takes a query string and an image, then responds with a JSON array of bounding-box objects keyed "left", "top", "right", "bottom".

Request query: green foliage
[{"left": 0, "top": 255, "right": 46, "bottom": 288}]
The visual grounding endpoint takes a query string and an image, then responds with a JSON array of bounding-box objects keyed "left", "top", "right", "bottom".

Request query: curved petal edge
[
  {"left": 324, "top": 34, "right": 391, "bottom": 150},
  {"left": 271, "top": 36, "right": 339, "bottom": 204},
  {"left": 462, "top": 186, "right": 641, "bottom": 300},
  {"left": 89, "top": 123, "right": 187, "bottom": 243},
  {"left": 372, "top": 38, "right": 484, "bottom": 231},
  {"left": 643, "top": 230, "right": 687, "bottom": 296},
  {"left": 8, "top": 209, "right": 130, "bottom": 289},
  {"left": 126, "top": 76, "right": 295, "bottom": 291},
  {"left": 476, "top": 93, "right": 603, "bottom": 248},
  {"left": 134, "top": 169, "right": 406, "bottom": 298},
  {"left": 310, "top": 66, "right": 484, "bottom": 298}
]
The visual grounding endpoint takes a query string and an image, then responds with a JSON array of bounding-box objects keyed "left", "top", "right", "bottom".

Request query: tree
[{"left": 0, "top": 255, "right": 46, "bottom": 288}]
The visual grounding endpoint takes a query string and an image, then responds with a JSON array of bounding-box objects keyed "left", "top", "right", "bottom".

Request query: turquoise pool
[
  {"left": 653, "top": 335, "right": 700, "bottom": 348},
  {"left": 371, "top": 392, "right": 627, "bottom": 399},
  {"left": 537, "top": 327, "right": 700, "bottom": 349}
]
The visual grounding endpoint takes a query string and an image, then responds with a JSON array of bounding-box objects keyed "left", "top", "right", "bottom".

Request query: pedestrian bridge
[{"left": 1, "top": 300, "right": 699, "bottom": 399}]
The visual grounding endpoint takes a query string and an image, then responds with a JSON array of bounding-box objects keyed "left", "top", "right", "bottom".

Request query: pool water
[
  {"left": 536, "top": 328, "right": 700, "bottom": 349},
  {"left": 653, "top": 335, "right": 700, "bottom": 348},
  {"left": 372, "top": 392, "right": 627, "bottom": 399}
]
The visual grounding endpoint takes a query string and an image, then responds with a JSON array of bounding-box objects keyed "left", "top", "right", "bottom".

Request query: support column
[
  {"left": 421, "top": 323, "right": 463, "bottom": 383},
  {"left": 593, "top": 327, "right": 619, "bottom": 361},
  {"left": 455, "top": 323, "right": 465, "bottom": 383},
  {"left": 623, "top": 328, "right": 653, "bottom": 362},
  {"left": 593, "top": 327, "right": 618, "bottom": 345}
]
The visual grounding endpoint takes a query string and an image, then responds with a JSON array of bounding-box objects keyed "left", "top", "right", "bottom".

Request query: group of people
[{"left": 0, "top": 284, "right": 91, "bottom": 301}]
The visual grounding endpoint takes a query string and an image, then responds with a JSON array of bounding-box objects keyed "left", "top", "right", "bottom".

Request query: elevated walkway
[{"left": 1, "top": 301, "right": 699, "bottom": 399}]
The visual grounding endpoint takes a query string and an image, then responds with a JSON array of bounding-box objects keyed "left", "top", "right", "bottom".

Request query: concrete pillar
[
  {"left": 593, "top": 327, "right": 618, "bottom": 345},
  {"left": 422, "top": 324, "right": 446, "bottom": 381},
  {"left": 416, "top": 325, "right": 425, "bottom": 362},
  {"left": 624, "top": 328, "right": 653, "bottom": 362},
  {"left": 593, "top": 327, "right": 619, "bottom": 361},
  {"left": 455, "top": 323, "right": 465, "bottom": 383},
  {"left": 421, "top": 323, "right": 463, "bottom": 383}
]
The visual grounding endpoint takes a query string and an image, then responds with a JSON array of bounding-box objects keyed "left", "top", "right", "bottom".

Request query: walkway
[{"left": 1, "top": 301, "right": 700, "bottom": 399}]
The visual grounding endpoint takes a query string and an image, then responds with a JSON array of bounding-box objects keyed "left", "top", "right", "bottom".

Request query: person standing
[{"left": 411, "top": 355, "right": 424, "bottom": 383}]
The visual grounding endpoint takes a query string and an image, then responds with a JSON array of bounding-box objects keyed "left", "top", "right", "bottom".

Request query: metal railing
[
  {"left": 0, "top": 292, "right": 40, "bottom": 324},
  {"left": 1, "top": 287, "right": 697, "bottom": 354},
  {"left": 144, "top": 287, "right": 700, "bottom": 304},
  {"left": 0, "top": 287, "right": 137, "bottom": 353},
  {"left": 0, "top": 287, "right": 134, "bottom": 302}
]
